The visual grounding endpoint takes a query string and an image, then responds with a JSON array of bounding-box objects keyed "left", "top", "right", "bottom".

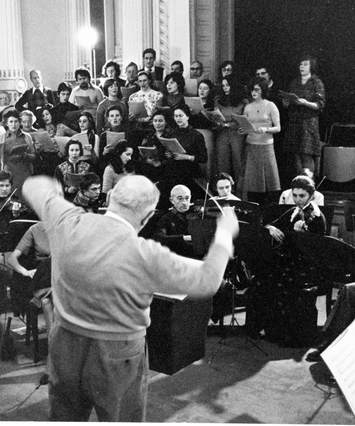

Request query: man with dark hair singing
[{"left": 23, "top": 174, "right": 239, "bottom": 422}]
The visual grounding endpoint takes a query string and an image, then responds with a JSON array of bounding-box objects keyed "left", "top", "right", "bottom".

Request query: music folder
[
  {"left": 32, "top": 131, "right": 58, "bottom": 153},
  {"left": 120, "top": 86, "right": 138, "bottom": 99},
  {"left": 157, "top": 137, "right": 186, "bottom": 154},
  {"left": 128, "top": 101, "right": 147, "bottom": 118},
  {"left": 231, "top": 113, "right": 256, "bottom": 133},
  {"left": 54, "top": 136, "right": 70, "bottom": 156},
  {"left": 138, "top": 145, "right": 159, "bottom": 160},
  {"left": 278, "top": 90, "right": 299, "bottom": 103},
  {"left": 201, "top": 108, "right": 226, "bottom": 124},
  {"left": 105, "top": 131, "right": 126, "bottom": 150},
  {"left": 184, "top": 96, "right": 204, "bottom": 115},
  {"left": 322, "top": 318, "right": 355, "bottom": 415},
  {"left": 64, "top": 172, "right": 86, "bottom": 188}
]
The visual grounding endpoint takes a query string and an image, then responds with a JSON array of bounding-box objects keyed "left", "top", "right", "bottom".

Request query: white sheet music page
[{"left": 321, "top": 318, "right": 355, "bottom": 415}]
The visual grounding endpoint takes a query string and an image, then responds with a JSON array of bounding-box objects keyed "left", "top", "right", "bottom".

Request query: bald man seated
[
  {"left": 22, "top": 174, "right": 239, "bottom": 422},
  {"left": 154, "top": 184, "right": 195, "bottom": 257}
]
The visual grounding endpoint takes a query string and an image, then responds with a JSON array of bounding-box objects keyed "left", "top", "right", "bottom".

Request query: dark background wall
[{"left": 235, "top": 0, "right": 355, "bottom": 137}]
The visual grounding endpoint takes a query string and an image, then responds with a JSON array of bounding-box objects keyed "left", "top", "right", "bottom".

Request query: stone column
[
  {"left": 64, "top": 0, "right": 91, "bottom": 81},
  {"left": 158, "top": 0, "right": 169, "bottom": 69},
  {"left": 142, "top": 0, "right": 154, "bottom": 50},
  {"left": 0, "top": 0, "right": 25, "bottom": 104}
]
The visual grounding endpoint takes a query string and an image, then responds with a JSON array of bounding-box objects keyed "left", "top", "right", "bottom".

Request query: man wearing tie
[
  {"left": 15, "top": 70, "right": 55, "bottom": 113},
  {"left": 139, "top": 48, "right": 164, "bottom": 90}
]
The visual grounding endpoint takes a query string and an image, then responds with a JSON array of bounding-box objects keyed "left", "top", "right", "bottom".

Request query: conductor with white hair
[{"left": 22, "top": 174, "right": 239, "bottom": 422}]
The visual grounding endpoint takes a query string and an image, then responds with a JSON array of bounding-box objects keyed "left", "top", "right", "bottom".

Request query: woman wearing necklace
[
  {"left": 282, "top": 55, "right": 325, "bottom": 177},
  {"left": 241, "top": 77, "right": 281, "bottom": 205}
]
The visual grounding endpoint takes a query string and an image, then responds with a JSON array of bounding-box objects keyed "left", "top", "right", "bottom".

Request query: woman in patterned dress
[
  {"left": 283, "top": 55, "right": 325, "bottom": 177},
  {"left": 54, "top": 140, "right": 91, "bottom": 200}
]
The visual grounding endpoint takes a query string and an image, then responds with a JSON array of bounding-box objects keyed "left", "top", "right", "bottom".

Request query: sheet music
[{"left": 321, "top": 318, "right": 355, "bottom": 415}]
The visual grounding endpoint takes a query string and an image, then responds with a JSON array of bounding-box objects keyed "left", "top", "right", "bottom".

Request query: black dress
[{"left": 160, "top": 125, "right": 207, "bottom": 201}]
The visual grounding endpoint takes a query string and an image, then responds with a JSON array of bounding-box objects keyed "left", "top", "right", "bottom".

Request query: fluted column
[
  {"left": 0, "top": 0, "right": 25, "bottom": 103},
  {"left": 64, "top": 0, "right": 91, "bottom": 81},
  {"left": 189, "top": 0, "right": 235, "bottom": 82},
  {"left": 142, "top": 0, "right": 153, "bottom": 50},
  {"left": 158, "top": 0, "right": 169, "bottom": 69}
]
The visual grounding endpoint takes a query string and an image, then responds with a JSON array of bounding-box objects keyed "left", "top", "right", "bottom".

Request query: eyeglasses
[
  {"left": 256, "top": 71, "right": 267, "bottom": 76},
  {"left": 222, "top": 67, "right": 233, "bottom": 72},
  {"left": 190, "top": 67, "right": 201, "bottom": 71}
]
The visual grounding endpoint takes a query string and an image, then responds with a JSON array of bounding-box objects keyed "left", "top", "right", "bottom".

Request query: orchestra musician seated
[
  {"left": 154, "top": 184, "right": 194, "bottom": 257},
  {"left": 210, "top": 172, "right": 241, "bottom": 202},
  {"left": 7, "top": 221, "right": 53, "bottom": 332},
  {"left": 0, "top": 171, "right": 26, "bottom": 231},
  {"left": 266, "top": 175, "right": 326, "bottom": 243},
  {"left": 279, "top": 170, "right": 324, "bottom": 206},
  {"left": 246, "top": 175, "right": 328, "bottom": 346}
]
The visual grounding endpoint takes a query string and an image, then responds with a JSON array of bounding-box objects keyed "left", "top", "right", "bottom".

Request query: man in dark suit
[
  {"left": 139, "top": 48, "right": 164, "bottom": 90},
  {"left": 15, "top": 70, "right": 55, "bottom": 113}
]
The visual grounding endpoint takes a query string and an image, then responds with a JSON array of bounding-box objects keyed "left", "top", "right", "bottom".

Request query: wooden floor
[{"left": 0, "top": 296, "right": 354, "bottom": 423}]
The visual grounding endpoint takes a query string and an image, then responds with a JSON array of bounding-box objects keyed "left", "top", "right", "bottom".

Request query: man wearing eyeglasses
[
  {"left": 185, "top": 60, "right": 208, "bottom": 96},
  {"left": 189, "top": 60, "right": 204, "bottom": 79}
]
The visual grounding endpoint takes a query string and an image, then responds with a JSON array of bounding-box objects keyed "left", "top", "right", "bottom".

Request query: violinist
[
  {"left": 154, "top": 184, "right": 194, "bottom": 257},
  {"left": 0, "top": 171, "right": 24, "bottom": 230},
  {"left": 246, "top": 175, "right": 327, "bottom": 346},
  {"left": 266, "top": 175, "right": 326, "bottom": 243},
  {"left": 279, "top": 169, "right": 324, "bottom": 206}
]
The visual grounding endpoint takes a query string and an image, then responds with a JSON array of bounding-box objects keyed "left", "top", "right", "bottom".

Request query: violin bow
[
  {"left": 0, "top": 188, "right": 17, "bottom": 213},
  {"left": 202, "top": 182, "right": 209, "bottom": 219},
  {"left": 194, "top": 178, "right": 225, "bottom": 216}
]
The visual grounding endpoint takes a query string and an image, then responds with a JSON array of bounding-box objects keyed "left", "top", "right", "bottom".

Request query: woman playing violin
[{"left": 246, "top": 175, "right": 327, "bottom": 347}]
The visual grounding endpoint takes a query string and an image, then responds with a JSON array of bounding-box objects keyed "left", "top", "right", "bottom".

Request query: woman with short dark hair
[
  {"left": 241, "top": 77, "right": 281, "bottom": 205},
  {"left": 96, "top": 78, "right": 128, "bottom": 135},
  {"left": 54, "top": 140, "right": 91, "bottom": 199},
  {"left": 161, "top": 105, "right": 207, "bottom": 201},
  {"left": 0, "top": 110, "right": 35, "bottom": 200},
  {"left": 136, "top": 110, "right": 171, "bottom": 185},
  {"left": 283, "top": 55, "right": 325, "bottom": 176},
  {"left": 50, "top": 82, "right": 79, "bottom": 131}
]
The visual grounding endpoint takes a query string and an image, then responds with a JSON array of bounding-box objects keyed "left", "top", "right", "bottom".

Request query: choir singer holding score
[{"left": 22, "top": 174, "right": 239, "bottom": 422}]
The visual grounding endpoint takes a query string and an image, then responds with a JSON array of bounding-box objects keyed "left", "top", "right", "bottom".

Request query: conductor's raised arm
[{"left": 21, "top": 173, "right": 240, "bottom": 422}]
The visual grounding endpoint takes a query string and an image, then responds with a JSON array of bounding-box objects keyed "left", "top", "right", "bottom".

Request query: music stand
[{"left": 188, "top": 213, "right": 268, "bottom": 355}]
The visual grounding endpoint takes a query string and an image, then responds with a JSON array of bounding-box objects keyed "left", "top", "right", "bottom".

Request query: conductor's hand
[{"left": 216, "top": 207, "right": 239, "bottom": 239}]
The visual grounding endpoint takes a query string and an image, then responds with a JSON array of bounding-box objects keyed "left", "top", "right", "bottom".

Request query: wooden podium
[{"left": 147, "top": 293, "right": 212, "bottom": 375}]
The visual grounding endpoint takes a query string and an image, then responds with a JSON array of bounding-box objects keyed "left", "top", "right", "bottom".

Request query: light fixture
[{"left": 77, "top": 26, "right": 99, "bottom": 84}]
